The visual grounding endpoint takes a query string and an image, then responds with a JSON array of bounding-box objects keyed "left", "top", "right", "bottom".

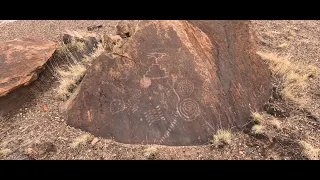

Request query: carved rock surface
[
  {"left": 0, "top": 38, "right": 57, "bottom": 97},
  {"left": 66, "top": 20, "right": 272, "bottom": 146}
]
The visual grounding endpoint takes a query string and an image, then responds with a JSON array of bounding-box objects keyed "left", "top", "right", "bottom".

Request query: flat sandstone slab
[
  {"left": 67, "top": 20, "right": 272, "bottom": 146},
  {"left": 0, "top": 38, "right": 57, "bottom": 97}
]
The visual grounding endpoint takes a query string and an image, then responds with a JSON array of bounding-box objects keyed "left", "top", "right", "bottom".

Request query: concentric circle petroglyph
[
  {"left": 176, "top": 80, "right": 194, "bottom": 97},
  {"left": 178, "top": 98, "right": 200, "bottom": 121}
]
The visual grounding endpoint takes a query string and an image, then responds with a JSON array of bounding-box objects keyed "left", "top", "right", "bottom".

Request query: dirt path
[{"left": 0, "top": 20, "right": 319, "bottom": 160}]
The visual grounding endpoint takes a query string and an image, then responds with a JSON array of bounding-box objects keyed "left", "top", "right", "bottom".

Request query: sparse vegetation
[
  {"left": 299, "top": 141, "right": 319, "bottom": 160},
  {"left": 278, "top": 43, "right": 288, "bottom": 49},
  {"left": 287, "top": 31, "right": 296, "bottom": 40},
  {"left": 56, "top": 41, "right": 105, "bottom": 101},
  {"left": 70, "top": 134, "right": 94, "bottom": 148},
  {"left": 211, "top": 129, "right": 232, "bottom": 146},
  {"left": 0, "top": 148, "right": 12, "bottom": 158},
  {"left": 1, "top": 20, "right": 319, "bottom": 160},
  {"left": 143, "top": 146, "right": 158, "bottom": 160},
  {"left": 270, "top": 118, "right": 281, "bottom": 129},
  {"left": 251, "top": 111, "right": 264, "bottom": 123},
  {"left": 251, "top": 125, "right": 265, "bottom": 135},
  {"left": 257, "top": 52, "right": 320, "bottom": 107},
  {"left": 57, "top": 64, "right": 87, "bottom": 100},
  {"left": 81, "top": 44, "right": 105, "bottom": 64}
]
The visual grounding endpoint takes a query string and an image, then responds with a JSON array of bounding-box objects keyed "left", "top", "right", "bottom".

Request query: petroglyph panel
[{"left": 67, "top": 20, "right": 272, "bottom": 146}]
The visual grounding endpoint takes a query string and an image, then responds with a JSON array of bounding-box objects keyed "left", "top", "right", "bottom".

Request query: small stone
[
  {"left": 91, "top": 138, "right": 99, "bottom": 146},
  {"left": 25, "top": 148, "right": 35, "bottom": 155},
  {"left": 42, "top": 104, "right": 49, "bottom": 112},
  {"left": 239, "top": 151, "right": 244, "bottom": 155},
  {"left": 87, "top": 24, "right": 103, "bottom": 31}
]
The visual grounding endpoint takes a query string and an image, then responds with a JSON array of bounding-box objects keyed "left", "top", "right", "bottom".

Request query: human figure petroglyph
[
  {"left": 145, "top": 64, "right": 168, "bottom": 80},
  {"left": 146, "top": 52, "right": 167, "bottom": 64}
]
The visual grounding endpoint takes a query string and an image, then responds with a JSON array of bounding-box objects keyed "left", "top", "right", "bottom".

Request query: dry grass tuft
[
  {"left": 143, "top": 146, "right": 158, "bottom": 160},
  {"left": 81, "top": 44, "right": 105, "bottom": 64},
  {"left": 257, "top": 52, "right": 320, "bottom": 107},
  {"left": 287, "top": 30, "right": 296, "bottom": 40},
  {"left": 0, "top": 148, "right": 12, "bottom": 158},
  {"left": 57, "top": 64, "right": 87, "bottom": 100},
  {"left": 55, "top": 33, "right": 106, "bottom": 101},
  {"left": 299, "top": 141, "right": 319, "bottom": 160},
  {"left": 278, "top": 43, "right": 288, "bottom": 49},
  {"left": 251, "top": 111, "right": 264, "bottom": 124},
  {"left": 251, "top": 125, "right": 265, "bottom": 135},
  {"left": 70, "top": 134, "right": 94, "bottom": 148},
  {"left": 212, "top": 129, "right": 232, "bottom": 146}
]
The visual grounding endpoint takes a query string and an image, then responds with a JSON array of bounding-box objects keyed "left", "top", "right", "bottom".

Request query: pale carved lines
[
  {"left": 145, "top": 53, "right": 169, "bottom": 80},
  {"left": 176, "top": 79, "right": 194, "bottom": 97},
  {"left": 143, "top": 105, "right": 166, "bottom": 126},
  {"left": 144, "top": 64, "right": 168, "bottom": 80},
  {"left": 173, "top": 79, "right": 201, "bottom": 122},
  {"left": 146, "top": 52, "right": 167, "bottom": 64},
  {"left": 159, "top": 111, "right": 179, "bottom": 144},
  {"left": 110, "top": 99, "right": 127, "bottom": 114},
  {"left": 178, "top": 98, "right": 200, "bottom": 122},
  {"left": 131, "top": 89, "right": 142, "bottom": 99},
  {"left": 131, "top": 104, "right": 139, "bottom": 113}
]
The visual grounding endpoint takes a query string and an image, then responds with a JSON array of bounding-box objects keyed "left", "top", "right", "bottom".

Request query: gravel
[{"left": 0, "top": 20, "right": 119, "bottom": 42}]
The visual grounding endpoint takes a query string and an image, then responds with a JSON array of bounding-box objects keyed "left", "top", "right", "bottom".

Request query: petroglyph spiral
[
  {"left": 176, "top": 80, "right": 194, "bottom": 97},
  {"left": 178, "top": 98, "right": 200, "bottom": 121}
]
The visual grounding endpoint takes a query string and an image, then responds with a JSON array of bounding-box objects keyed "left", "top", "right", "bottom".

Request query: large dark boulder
[{"left": 66, "top": 20, "right": 272, "bottom": 146}]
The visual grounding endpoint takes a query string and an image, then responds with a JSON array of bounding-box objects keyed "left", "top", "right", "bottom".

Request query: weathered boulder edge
[{"left": 0, "top": 38, "right": 57, "bottom": 97}]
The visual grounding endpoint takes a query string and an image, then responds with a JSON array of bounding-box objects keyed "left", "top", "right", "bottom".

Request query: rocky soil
[{"left": 0, "top": 20, "right": 319, "bottom": 160}]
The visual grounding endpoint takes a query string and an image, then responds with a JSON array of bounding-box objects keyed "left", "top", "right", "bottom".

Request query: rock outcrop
[
  {"left": 66, "top": 20, "right": 272, "bottom": 146},
  {"left": 0, "top": 38, "right": 57, "bottom": 97}
]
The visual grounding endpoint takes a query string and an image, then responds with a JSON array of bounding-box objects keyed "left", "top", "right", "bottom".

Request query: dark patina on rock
[
  {"left": 0, "top": 38, "right": 57, "bottom": 97},
  {"left": 66, "top": 20, "right": 272, "bottom": 146}
]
